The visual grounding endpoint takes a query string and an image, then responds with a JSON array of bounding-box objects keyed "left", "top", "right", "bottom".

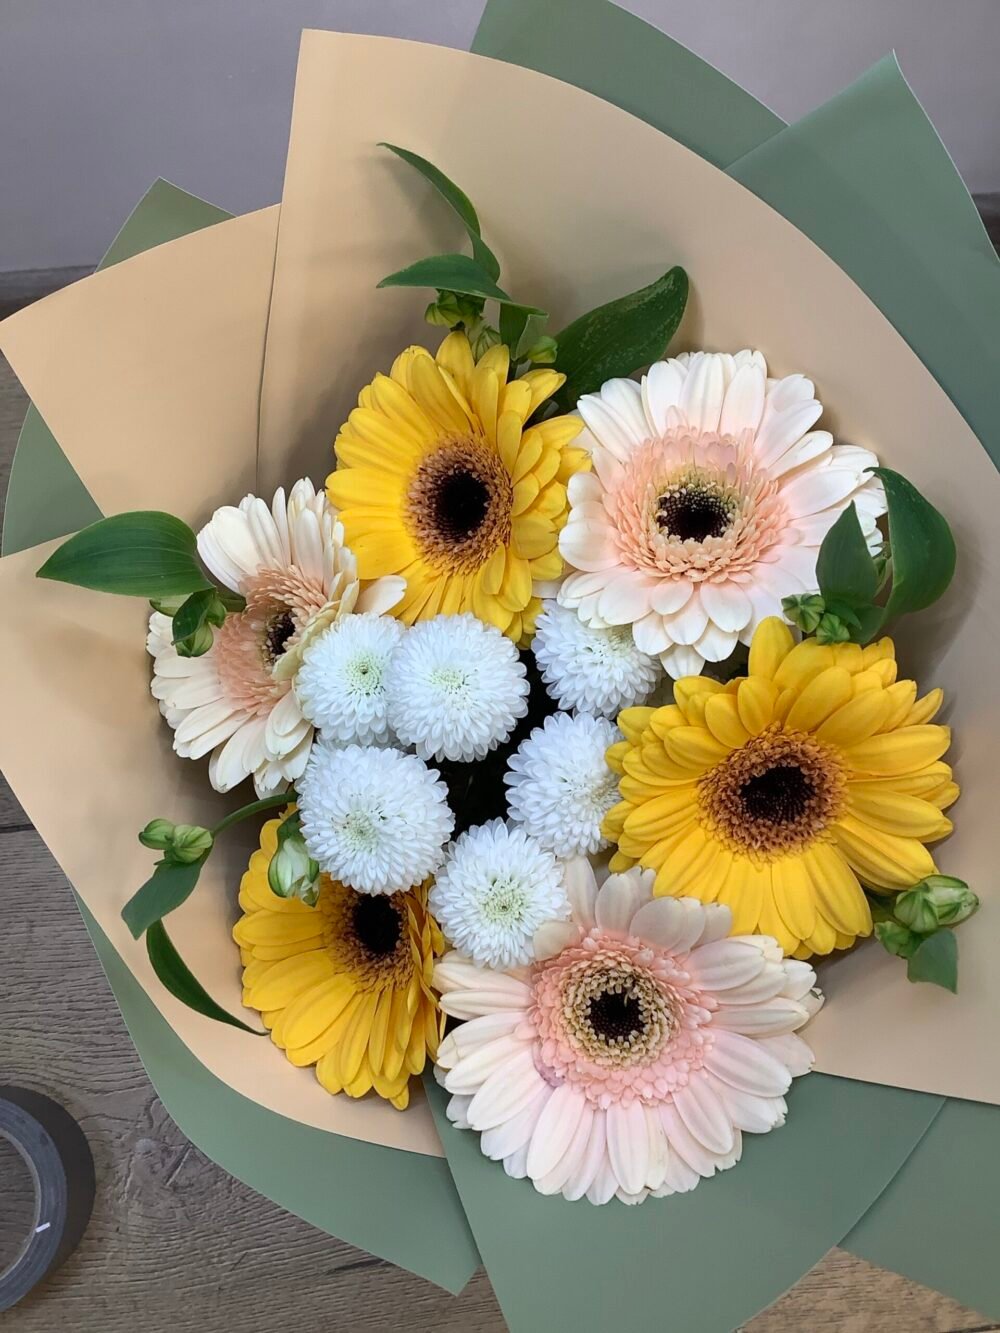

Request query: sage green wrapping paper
[
  {"left": 473, "top": 0, "right": 1000, "bottom": 1320},
  {"left": 1, "top": 180, "right": 480, "bottom": 1296}
]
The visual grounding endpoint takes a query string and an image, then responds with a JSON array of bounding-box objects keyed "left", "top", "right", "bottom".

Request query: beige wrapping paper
[{"left": 1, "top": 34, "right": 998, "bottom": 1135}]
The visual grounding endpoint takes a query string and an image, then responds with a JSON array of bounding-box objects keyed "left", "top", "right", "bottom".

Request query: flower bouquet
[{"left": 3, "top": 6, "right": 1000, "bottom": 1327}]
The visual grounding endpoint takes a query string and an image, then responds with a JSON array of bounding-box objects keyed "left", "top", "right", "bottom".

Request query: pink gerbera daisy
[
  {"left": 558, "top": 350, "right": 886, "bottom": 677},
  {"left": 148, "top": 480, "right": 404, "bottom": 795},
  {"left": 434, "top": 859, "right": 820, "bottom": 1205}
]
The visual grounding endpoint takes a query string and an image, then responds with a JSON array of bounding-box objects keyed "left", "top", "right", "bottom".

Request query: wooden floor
[{"left": 1, "top": 331, "right": 998, "bottom": 1332}]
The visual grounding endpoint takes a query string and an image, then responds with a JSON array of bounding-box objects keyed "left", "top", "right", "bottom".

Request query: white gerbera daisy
[
  {"left": 532, "top": 600, "right": 661, "bottom": 717},
  {"left": 504, "top": 713, "right": 621, "bottom": 857},
  {"left": 297, "top": 742, "right": 454, "bottom": 894},
  {"left": 429, "top": 820, "right": 569, "bottom": 970},
  {"left": 148, "top": 481, "right": 404, "bottom": 795},
  {"left": 384, "top": 614, "right": 530, "bottom": 762},
  {"left": 294, "top": 613, "right": 404, "bottom": 744},
  {"left": 558, "top": 351, "right": 886, "bottom": 678},
  {"left": 435, "top": 861, "right": 821, "bottom": 1205}
]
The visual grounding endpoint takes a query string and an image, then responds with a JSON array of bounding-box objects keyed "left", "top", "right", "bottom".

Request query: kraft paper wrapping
[{"left": 0, "top": 33, "right": 998, "bottom": 1168}]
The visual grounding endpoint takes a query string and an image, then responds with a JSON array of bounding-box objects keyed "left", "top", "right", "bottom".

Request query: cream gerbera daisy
[
  {"left": 148, "top": 481, "right": 404, "bottom": 795},
  {"left": 558, "top": 351, "right": 886, "bottom": 677},
  {"left": 603, "top": 618, "right": 957, "bottom": 958},
  {"left": 326, "top": 331, "right": 590, "bottom": 646},
  {"left": 435, "top": 861, "right": 819, "bottom": 1204},
  {"left": 235, "top": 817, "right": 444, "bottom": 1109}
]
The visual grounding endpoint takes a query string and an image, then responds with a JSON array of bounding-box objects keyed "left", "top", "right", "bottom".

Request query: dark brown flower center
[
  {"left": 352, "top": 893, "right": 402, "bottom": 959},
  {"left": 264, "top": 608, "right": 296, "bottom": 663},
  {"left": 739, "top": 764, "right": 816, "bottom": 824},
  {"left": 406, "top": 437, "right": 513, "bottom": 573},
  {"left": 432, "top": 469, "right": 491, "bottom": 542},
  {"left": 588, "top": 989, "right": 644, "bottom": 1043},
  {"left": 657, "top": 487, "right": 732, "bottom": 541}
]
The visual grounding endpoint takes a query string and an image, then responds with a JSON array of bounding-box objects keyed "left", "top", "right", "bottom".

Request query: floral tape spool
[{"left": 0, "top": 1087, "right": 95, "bottom": 1311}]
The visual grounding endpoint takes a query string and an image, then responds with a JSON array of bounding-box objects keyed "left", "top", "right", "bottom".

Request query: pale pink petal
[
  {"left": 699, "top": 581, "right": 753, "bottom": 634},
  {"left": 780, "top": 466, "right": 867, "bottom": 517},
  {"left": 693, "top": 622, "right": 740, "bottom": 663},
  {"left": 355, "top": 575, "right": 405, "bottom": 614},
  {"left": 525, "top": 1083, "right": 589, "bottom": 1181},
  {"left": 642, "top": 359, "right": 686, "bottom": 436},
  {"left": 673, "top": 1075, "right": 736, "bottom": 1155},
  {"left": 606, "top": 1099, "right": 649, "bottom": 1195},
  {"left": 692, "top": 902, "right": 734, "bottom": 947},
  {"left": 559, "top": 521, "right": 621, "bottom": 573},
  {"left": 534, "top": 1101, "right": 596, "bottom": 1196},
  {"left": 719, "top": 362, "right": 766, "bottom": 436},
  {"left": 596, "top": 571, "right": 660, "bottom": 625},
  {"left": 757, "top": 1032, "right": 815, "bottom": 1076},
  {"left": 443, "top": 1034, "right": 527, "bottom": 1096},
  {"left": 687, "top": 939, "right": 768, "bottom": 991},
  {"left": 679, "top": 352, "right": 726, "bottom": 433},
  {"left": 563, "top": 856, "right": 600, "bottom": 927},
  {"left": 436, "top": 1011, "right": 524, "bottom": 1064},
  {"left": 779, "top": 960, "right": 818, "bottom": 1001},
  {"left": 595, "top": 872, "right": 651, "bottom": 935},
  {"left": 533, "top": 920, "right": 582, "bottom": 961},
  {"left": 564, "top": 1110, "right": 609, "bottom": 1202},
  {"left": 585, "top": 1154, "right": 619, "bottom": 1206},
  {"left": 712, "top": 998, "right": 810, "bottom": 1036},
  {"left": 660, "top": 642, "right": 706, "bottom": 679},
  {"left": 703, "top": 1028, "right": 793, "bottom": 1098},
  {"left": 467, "top": 1047, "right": 548, "bottom": 1130},
  {"left": 662, "top": 591, "right": 710, "bottom": 646},
  {"left": 631, "top": 611, "right": 673, "bottom": 656},
  {"left": 711, "top": 1078, "right": 787, "bottom": 1133},
  {"left": 650, "top": 578, "right": 694, "bottom": 615},
  {"left": 578, "top": 393, "right": 645, "bottom": 461},
  {"left": 479, "top": 1085, "right": 550, "bottom": 1161}
]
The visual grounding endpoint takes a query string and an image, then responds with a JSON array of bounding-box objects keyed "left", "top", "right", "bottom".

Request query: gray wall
[{"left": 1, "top": 0, "right": 998, "bottom": 271}]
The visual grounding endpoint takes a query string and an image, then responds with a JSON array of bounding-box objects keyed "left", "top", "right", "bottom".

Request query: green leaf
[
  {"left": 171, "top": 588, "right": 240, "bottom": 658},
  {"left": 551, "top": 266, "right": 688, "bottom": 410},
  {"left": 37, "top": 511, "right": 213, "bottom": 598},
  {"left": 906, "top": 928, "right": 959, "bottom": 993},
  {"left": 499, "top": 302, "right": 533, "bottom": 354},
  {"left": 146, "top": 920, "right": 264, "bottom": 1034},
  {"left": 873, "top": 467, "right": 956, "bottom": 624},
  {"left": 377, "top": 253, "right": 545, "bottom": 314},
  {"left": 815, "top": 503, "right": 879, "bottom": 610},
  {"left": 379, "top": 143, "right": 501, "bottom": 281},
  {"left": 121, "top": 854, "right": 208, "bottom": 939}
]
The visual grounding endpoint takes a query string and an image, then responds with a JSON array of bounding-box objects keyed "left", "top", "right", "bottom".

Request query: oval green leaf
[
  {"left": 873, "top": 467, "right": 956, "bottom": 623},
  {"left": 146, "top": 920, "right": 265, "bottom": 1034},
  {"left": 379, "top": 143, "right": 501, "bottom": 281},
  {"left": 37, "top": 511, "right": 213, "bottom": 598},
  {"left": 551, "top": 266, "right": 688, "bottom": 410},
  {"left": 906, "top": 928, "right": 958, "bottom": 993},
  {"left": 816, "top": 502, "right": 879, "bottom": 610},
  {"left": 377, "top": 253, "right": 545, "bottom": 314},
  {"left": 122, "top": 855, "right": 207, "bottom": 939}
]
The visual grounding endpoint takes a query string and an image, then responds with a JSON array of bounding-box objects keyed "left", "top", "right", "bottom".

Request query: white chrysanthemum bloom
[
  {"left": 297, "top": 742, "right": 454, "bottom": 894},
  {"left": 294, "top": 613, "right": 404, "bottom": 744},
  {"left": 558, "top": 351, "right": 886, "bottom": 678},
  {"left": 429, "top": 820, "right": 569, "bottom": 970},
  {"left": 384, "top": 614, "right": 530, "bottom": 762},
  {"left": 148, "top": 481, "right": 404, "bottom": 795},
  {"left": 435, "top": 860, "right": 821, "bottom": 1205},
  {"left": 505, "top": 712, "right": 620, "bottom": 857},
  {"left": 532, "top": 600, "right": 662, "bottom": 717}
]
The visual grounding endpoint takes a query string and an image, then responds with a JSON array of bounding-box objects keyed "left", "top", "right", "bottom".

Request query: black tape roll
[{"left": 0, "top": 1087, "right": 95, "bottom": 1311}]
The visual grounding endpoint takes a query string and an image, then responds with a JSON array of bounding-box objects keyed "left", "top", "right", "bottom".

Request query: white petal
[
  {"left": 780, "top": 960, "right": 817, "bottom": 1001},
  {"left": 503, "top": 1144, "right": 530, "bottom": 1179},
  {"left": 692, "top": 902, "right": 733, "bottom": 947},
  {"left": 644, "top": 1105, "right": 670, "bottom": 1191},
  {"left": 467, "top": 1047, "right": 548, "bottom": 1130},
  {"left": 525, "top": 1084, "right": 588, "bottom": 1181},
  {"left": 703, "top": 1029, "right": 793, "bottom": 1097},
  {"left": 699, "top": 581, "right": 752, "bottom": 634},
  {"left": 567, "top": 471, "right": 604, "bottom": 505},
  {"left": 628, "top": 897, "right": 702, "bottom": 953},
  {"left": 679, "top": 352, "right": 726, "bottom": 433},
  {"left": 712, "top": 997, "right": 810, "bottom": 1036},
  {"left": 595, "top": 871, "right": 650, "bottom": 935},
  {"left": 196, "top": 506, "right": 262, "bottom": 591},
  {"left": 596, "top": 571, "right": 659, "bottom": 626},
  {"left": 757, "top": 1032, "right": 815, "bottom": 1076},
  {"left": 673, "top": 1075, "right": 736, "bottom": 1155},
  {"left": 642, "top": 359, "right": 685, "bottom": 436},
  {"left": 780, "top": 467, "right": 865, "bottom": 517},
  {"left": 559, "top": 520, "right": 620, "bottom": 573},
  {"left": 585, "top": 1154, "right": 619, "bottom": 1206},
  {"left": 480, "top": 1085, "right": 550, "bottom": 1161},
  {"left": 445, "top": 1093, "right": 474, "bottom": 1129},
  {"left": 767, "top": 429, "right": 833, "bottom": 478},
  {"left": 534, "top": 1100, "right": 596, "bottom": 1196},
  {"left": 687, "top": 939, "right": 767, "bottom": 991},
  {"left": 716, "top": 962, "right": 790, "bottom": 1006},
  {"left": 443, "top": 1034, "right": 527, "bottom": 1095},
  {"left": 600, "top": 377, "right": 649, "bottom": 444},
  {"left": 439, "top": 989, "right": 531, "bottom": 1019},
  {"left": 356, "top": 575, "right": 405, "bottom": 614},
  {"left": 711, "top": 1078, "right": 787, "bottom": 1133},
  {"left": 659, "top": 1102, "right": 732, "bottom": 1178},
  {"left": 650, "top": 578, "right": 694, "bottom": 616},
  {"left": 693, "top": 622, "right": 739, "bottom": 664},
  {"left": 606, "top": 1099, "right": 649, "bottom": 1196},
  {"left": 719, "top": 362, "right": 766, "bottom": 436},
  {"left": 578, "top": 392, "right": 645, "bottom": 460},
  {"left": 533, "top": 920, "right": 581, "bottom": 961},
  {"left": 436, "top": 1011, "right": 524, "bottom": 1065},
  {"left": 563, "top": 855, "right": 599, "bottom": 927},
  {"left": 660, "top": 643, "right": 705, "bottom": 679},
  {"left": 663, "top": 592, "right": 709, "bottom": 646},
  {"left": 631, "top": 611, "right": 673, "bottom": 657},
  {"left": 564, "top": 1109, "right": 609, "bottom": 1201}
]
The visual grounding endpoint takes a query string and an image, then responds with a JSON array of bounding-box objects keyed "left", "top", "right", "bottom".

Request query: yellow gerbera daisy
[
  {"left": 326, "top": 331, "right": 589, "bottom": 645},
  {"left": 233, "top": 817, "right": 444, "bottom": 1109},
  {"left": 602, "top": 617, "right": 958, "bottom": 959}
]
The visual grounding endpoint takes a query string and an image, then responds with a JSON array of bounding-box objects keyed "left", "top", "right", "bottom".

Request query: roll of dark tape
[{"left": 0, "top": 1087, "right": 95, "bottom": 1311}]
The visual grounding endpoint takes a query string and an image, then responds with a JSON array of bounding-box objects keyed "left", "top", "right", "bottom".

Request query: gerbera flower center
[
  {"left": 351, "top": 893, "right": 403, "bottom": 958},
  {"left": 560, "top": 957, "right": 677, "bottom": 1068},
  {"left": 655, "top": 473, "right": 737, "bottom": 542},
  {"left": 406, "top": 437, "right": 514, "bottom": 574},
  {"left": 699, "top": 726, "right": 845, "bottom": 858},
  {"left": 264, "top": 608, "right": 297, "bottom": 663}
]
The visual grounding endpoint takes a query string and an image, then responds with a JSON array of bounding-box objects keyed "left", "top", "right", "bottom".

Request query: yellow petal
[
  {"left": 664, "top": 726, "right": 730, "bottom": 772},
  {"left": 649, "top": 705, "right": 686, "bottom": 740},
  {"left": 878, "top": 680, "right": 917, "bottom": 732},
  {"left": 814, "top": 689, "right": 892, "bottom": 747},
  {"left": 801, "top": 842, "right": 872, "bottom": 937},
  {"left": 336, "top": 988, "right": 381, "bottom": 1087},
  {"left": 510, "top": 516, "right": 555, "bottom": 559},
  {"left": 411, "top": 352, "right": 470, "bottom": 432},
  {"left": 622, "top": 788, "right": 697, "bottom": 842},
  {"left": 673, "top": 676, "right": 724, "bottom": 721},
  {"left": 518, "top": 368, "right": 565, "bottom": 416},
  {"left": 234, "top": 911, "right": 325, "bottom": 949},
  {"left": 801, "top": 910, "right": 838, "bottom": 956},
  {"left": 846, "top": 783, "right": 953, "bottom": 839},
  {"left": 832, "top": 815, "right": 937, "bottom": 889},
  {"left": 861, "top": 637, "right": 896, "bottom": 667},
  {"left": 652, "top": 826, "right": 714, "bottom": 898},
  {"left": 715, "top": 857, "right": 767, "bottom": 934},
  {"left": 747, "top": 617, "right": 794, "bottom": 679},
  {"left": 842, "top": 725, "right": 950, "bottom": 776},
  {"left": 783, "top": 667, "right": 853, "bottom": 734},
  {"left": 703, "top": 692, "right": 750, "bottom": 750},
  {"left": 754, "top": 883, "right": 799, "bottom": 956},
  {"left": 274, "top": 976, "right": 357, "bottom": 1053},
  {"left": 327, "top": 465, "right": 405, "bottom": 508},
  {"left": 435, "top": 330, "right": 477, "bottom": 396},
  {"left": 772, "top": 640, "right": 835, "bottom": 691},
  {"left": 769, "top": 855, "right": 817, "bottom": 944},
  {"left": 737, "top": 677, "right": 778, "bottom": 736},
  {"left": 903, "top": 688, "right": 944, "bottom": 727},
  {"left": 348, "top": 530, "right": 418, "bottom": 578},
  {"left": 246, "top": 950, "right": 336, "bottom": 1011}
]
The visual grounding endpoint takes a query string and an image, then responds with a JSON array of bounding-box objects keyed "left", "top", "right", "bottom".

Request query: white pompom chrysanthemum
[
  {"left": 505, "top": 713, "right": 621, "bottom": 857},
  {"left": 429, "top": 820, "right": 569, "bottom": 969},
  {"left": 294, "top": 613, "right": 404, "bottom": 744},
  {"left": 297, "top": 742, "right": 454, "bottom": 894},
  {"left": 384, "top": 614, "right": 529, "bottom": 762},
  {"left": 532, "top": 600, "right": 662, "bottom": 717}
]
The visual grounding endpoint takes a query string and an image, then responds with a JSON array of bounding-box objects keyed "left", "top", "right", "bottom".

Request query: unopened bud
[
  {"left": 875, "top": 920, "right": 919, "bottom": 959},
  {"left": 139, "top": 818, "right": 177, "bottom": 851},
  {"left": 471, "top": 324, "right": 502, "bottom": 360},
  {"left": 523, "top": 335, "right": 558, "bottom": 365},
  {"left": 896, "top": 876, "right": 978, "bottom": 932},
  {"left": 169, "top": 824, "right": 215, "bottom": 864},
  {"left": 815, "top": 612, "right": 851, "bottom": 645},
  {"left": 268, "top": 816, "right": 320, "bottom": 905},
  {"left": 782, "top": 593, "right": 826, "bottom": 635}
]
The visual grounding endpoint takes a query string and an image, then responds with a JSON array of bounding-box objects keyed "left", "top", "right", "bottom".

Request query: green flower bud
[
  {"left": 471, "top": 324, "right": 502, "bottom": 360},
  {"left": 424, "top": 291, "right": 482, "bottom": 329},
  {"left": 174, "top": 622, "right": 215, "bottom": 658},
  {"left": 896, "top": 876, "right": 979, "bottom": 932},
  {"left": 523, "top": 335, "right": 558, "bottom": 365},
  {"left": 782, "top": 593, "right": 826, "bottom": 635},
  {"left": 169, "top": 824, "right": 215, "bottom": 864},
  {"left": 875, "top": 920, "right": 919, "bottom": 959},
  {"left": 139, "top": 818, "right": 177, "bottom": 851},
  {"left": 268, "top": 834, "right": 320, "bottom": 904},
  {"left": 815, "top": 611, "right": 851, "bottom": 645}
]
